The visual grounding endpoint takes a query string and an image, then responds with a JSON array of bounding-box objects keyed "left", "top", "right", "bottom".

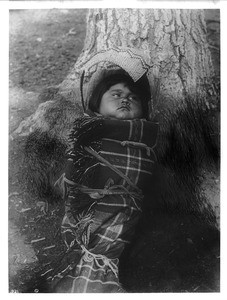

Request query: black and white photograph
[{"left": 6, "top": 0, "right": 223, "bottom": 295}]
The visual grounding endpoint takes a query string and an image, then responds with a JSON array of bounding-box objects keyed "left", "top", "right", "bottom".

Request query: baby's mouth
[{"left": 118, "top": 105, "right": 130, "bottom": 111}]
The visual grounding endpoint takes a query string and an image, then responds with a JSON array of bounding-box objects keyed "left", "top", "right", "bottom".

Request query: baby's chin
[{"left": 109, "top": 110, "right": 141, "bottom": 120}]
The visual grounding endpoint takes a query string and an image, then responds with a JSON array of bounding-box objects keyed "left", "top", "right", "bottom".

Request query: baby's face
[{"left": 99, "top": 83, "right": 143, "bottom": 120}]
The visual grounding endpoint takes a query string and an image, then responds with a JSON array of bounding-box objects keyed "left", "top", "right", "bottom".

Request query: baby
[{"left": 50, "top": 71, "right": 158, "bottom": 293}]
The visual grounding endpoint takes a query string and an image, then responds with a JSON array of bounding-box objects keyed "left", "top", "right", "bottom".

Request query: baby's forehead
[{"left": 108, "top": 82, "right": 134, "bottom": 92}]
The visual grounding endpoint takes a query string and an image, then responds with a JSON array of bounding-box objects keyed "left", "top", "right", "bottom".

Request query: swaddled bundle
[{"left": 50, "top": 116, "right": 158, "bottom": 292}]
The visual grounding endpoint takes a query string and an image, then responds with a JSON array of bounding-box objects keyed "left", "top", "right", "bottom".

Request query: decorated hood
[{"left": 79, "top": 47, "right": 155, "bottom": 118}]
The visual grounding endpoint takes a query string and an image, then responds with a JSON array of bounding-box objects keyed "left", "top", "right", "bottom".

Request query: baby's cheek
[{"left": 133, "top": 104, "right": 143, "bottom": 117}]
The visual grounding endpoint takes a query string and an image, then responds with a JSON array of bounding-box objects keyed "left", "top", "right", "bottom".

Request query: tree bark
[
  {"left": 15, "top": 9, "right": 217, "bottom": 138},
  {"left": 59, "top": 9, "right": 216, "bottom": 108}
]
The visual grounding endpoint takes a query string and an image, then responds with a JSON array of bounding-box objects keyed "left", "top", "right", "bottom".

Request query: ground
[{"left": 9, "top": 9, "right": 220, "bottom": 293}]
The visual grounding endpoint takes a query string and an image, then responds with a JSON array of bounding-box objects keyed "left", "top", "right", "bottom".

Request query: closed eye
[
  {"left": 128, "top": 95, "right": 140, "bottom": 102},
  {"left": 111, "top": 92, "right": 122, "bottom": 98}
]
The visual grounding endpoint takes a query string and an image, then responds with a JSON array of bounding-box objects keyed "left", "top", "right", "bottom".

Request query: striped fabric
[{"left": 49, "top": 116, "right": 158, "bottom": 292}]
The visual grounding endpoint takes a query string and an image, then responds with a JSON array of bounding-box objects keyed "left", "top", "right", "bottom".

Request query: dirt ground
[{"left": 9, "top": 9, "right": 220, "bottom": 293}]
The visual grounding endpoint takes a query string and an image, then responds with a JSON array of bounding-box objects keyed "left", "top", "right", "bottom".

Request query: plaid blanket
[{"left": 50, "top": 116, "right": 158, "bottom": 292}]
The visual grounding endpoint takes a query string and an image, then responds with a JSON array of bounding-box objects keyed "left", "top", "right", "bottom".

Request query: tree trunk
[
  {"left": 59, "top": 9, "right": 216, "bottom": 108},
  {"left": 15, "top": 8, "right": 217, "bottom": 138}
]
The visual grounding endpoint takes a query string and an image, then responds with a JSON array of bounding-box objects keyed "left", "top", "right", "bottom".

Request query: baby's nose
[{"left": 121, "top": 97, "right": 130, "bottom": 103}]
